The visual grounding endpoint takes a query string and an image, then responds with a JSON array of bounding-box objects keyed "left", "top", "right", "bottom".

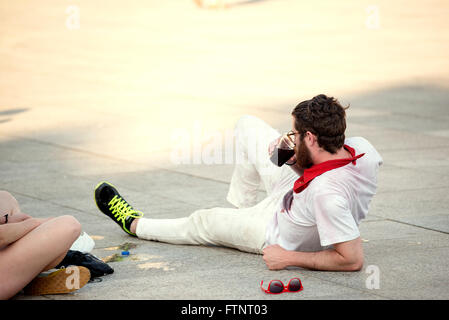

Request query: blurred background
[{"left": 1, "top": 0, "right": 448, "bottom": 170}]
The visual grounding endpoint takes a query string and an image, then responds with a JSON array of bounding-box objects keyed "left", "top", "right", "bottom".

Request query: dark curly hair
[{"left": 291, "top": 94, "right": 349, "bottom": 154}]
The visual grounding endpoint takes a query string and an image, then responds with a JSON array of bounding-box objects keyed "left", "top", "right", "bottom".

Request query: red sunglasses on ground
[{"left": 260, "top": 277, "right": 303, "bottom": 294}]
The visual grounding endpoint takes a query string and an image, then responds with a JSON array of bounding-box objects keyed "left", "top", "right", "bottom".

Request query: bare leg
[
  {"left": 42, "top": 251, "right": 69, "bottom": 271},
  {"left": 130, "top": 219, "right": 138, "bottom": 234},
  {"left": 0, "top": 215, "right": 81, "bottom": 300}
]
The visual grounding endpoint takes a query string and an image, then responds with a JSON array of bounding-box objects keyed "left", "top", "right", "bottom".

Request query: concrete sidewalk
[{"left": 1, "top": 0, "right": 449, "bottom": 299}]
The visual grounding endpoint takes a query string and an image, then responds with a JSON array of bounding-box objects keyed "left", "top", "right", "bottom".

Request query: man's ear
[{"left": 305, "top": 131, "right": 317, "bottom": 147}]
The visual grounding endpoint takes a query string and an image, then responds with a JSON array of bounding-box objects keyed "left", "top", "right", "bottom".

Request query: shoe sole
[{"left": 24, "top": 266, "right": 91, "bottom": 296}]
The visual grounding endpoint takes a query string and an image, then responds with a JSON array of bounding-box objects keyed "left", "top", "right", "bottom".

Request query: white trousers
[{"left": 136, "top": 115, "right": 298, "bottom": 254}]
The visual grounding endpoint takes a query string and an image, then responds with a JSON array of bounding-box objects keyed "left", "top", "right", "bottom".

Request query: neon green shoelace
[{"left": 108, "top": 195, "right": 144, "bottom": 222}]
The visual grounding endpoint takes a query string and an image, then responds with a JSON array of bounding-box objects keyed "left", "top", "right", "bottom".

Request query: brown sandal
[{"left": 24, "top": 266, "right": 91, "bottom": 296}]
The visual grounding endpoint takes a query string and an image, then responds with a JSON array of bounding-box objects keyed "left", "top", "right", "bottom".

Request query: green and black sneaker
[{"left": 94, "top": 181, "right": 144, "bottom": 237}]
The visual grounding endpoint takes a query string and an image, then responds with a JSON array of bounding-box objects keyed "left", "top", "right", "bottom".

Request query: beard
[{"left": 294, "top": 139, "right": 314, "bottom": 170}]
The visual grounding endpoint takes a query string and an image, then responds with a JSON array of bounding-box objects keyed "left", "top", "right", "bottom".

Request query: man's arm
[{"left": 262, "top": 237, "right": 364, "bottom": 272}]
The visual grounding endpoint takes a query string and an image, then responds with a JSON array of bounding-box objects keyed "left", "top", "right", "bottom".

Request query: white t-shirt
[{"left": 265, "top": 137, "right": 383, "bottom": 252}]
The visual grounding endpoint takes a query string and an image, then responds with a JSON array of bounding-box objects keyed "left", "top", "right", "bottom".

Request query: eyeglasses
[
  {"left": 286, "top": 130, "right": 299, "bottom": 146},
  {"left": 260, "top": 277, "right": 303, "bottom": 294}
]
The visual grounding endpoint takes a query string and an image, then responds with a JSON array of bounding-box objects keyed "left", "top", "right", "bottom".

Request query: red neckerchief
[{"left": 293, "top": 144, "right": 365, "bottom": 194}]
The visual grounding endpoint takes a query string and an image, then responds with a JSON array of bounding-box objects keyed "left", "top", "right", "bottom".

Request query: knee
[
  {"left": 234, "top": 115, "right": 263, "bottom": 145},
  {"left": 55, "top": 215, "right": 82, "bottom": 240},
  {"left": 0, "top": 190, "right": 12, "bottom": 197},
  {"left": 0, "top": 190, "right": 16, "bottom": 203}
]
